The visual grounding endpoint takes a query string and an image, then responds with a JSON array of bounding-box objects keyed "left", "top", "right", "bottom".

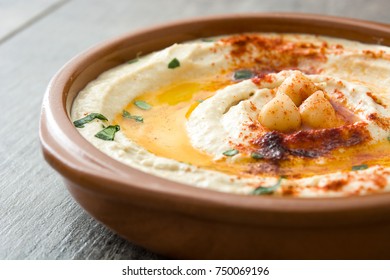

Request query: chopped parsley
[
  {"left": 252, "top": 176, "right": 285, "bottom": 195},
  {"left": 352, "top": 164, "right": 369, "bottom": 171},
  {"left": 233, "top": 69, "right": 254, "bottom": 81},
  {"left": 122, "top": 110, "right": 143, "bottom": 123},
  {"left": 168, "top": 58, "right": 180, "bottom": 69},
  {"left": 251, "top": 152, "right": 264, "bottom": 160},
  {"left": 196, "top": 99, "right": 204, "bottom": 103},
  {"left": 201, "top": 38, "right": 215, "bottom": 42},
  {"left": 127, "top": 51, "right": 142, "bottom": 64},
  {"left": 134, "top": 100, "right": 152, "bottom": 110},
  {"left": 94, "top": 125, "right": 120, "bottom": 141},
  {"left": 73, "top": 113, "right": 108, "bottom": 128},
  {"left": 223, "top": 149, "right": 239, "bottom": 157},
  {"left": 127, "top": 58, "right": 139, "bottom": 64},
  {"left": 388, "top": 136, "right": 390, "bottom": 142}
]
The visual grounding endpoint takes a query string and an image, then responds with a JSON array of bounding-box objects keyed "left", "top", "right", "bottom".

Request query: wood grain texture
[
  {"left": 0, "top": 0, "right": 69, "bottom": 43},
  {"left": 0, "top": 0, "right": 389, "bottom": 260}
]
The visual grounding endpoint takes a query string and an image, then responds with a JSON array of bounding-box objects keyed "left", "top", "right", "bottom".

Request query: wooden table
[{"left": 1, "top": 0, "right": 389, "bottom": 260}]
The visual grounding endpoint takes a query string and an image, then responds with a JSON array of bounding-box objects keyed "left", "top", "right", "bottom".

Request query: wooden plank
[
  {"left": 0, "top": 0, "right": 68, "bottom": 43},
  {"left": 0, "top": 0, "right": 389, "bottom": 260}
]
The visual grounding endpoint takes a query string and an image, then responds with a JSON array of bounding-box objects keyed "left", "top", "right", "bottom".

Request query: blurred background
[{"left": 1, "top": 0, "right": 389, "bottom": 259}]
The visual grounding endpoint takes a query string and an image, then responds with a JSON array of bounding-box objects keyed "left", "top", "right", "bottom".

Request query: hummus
[{"left": 71, "top": 33, "right": 390, "bottom": 197}]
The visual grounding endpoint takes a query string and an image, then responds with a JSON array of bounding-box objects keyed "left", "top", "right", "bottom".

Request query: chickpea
[
  {"left": 259, "top": 92, "right": 301, "bottom": 132},
  {"left": 277, "top": 72, "right": 318, "bottom": 106},
  {"left": 299, "top": 90, "right": 339, "bottom": 128}
]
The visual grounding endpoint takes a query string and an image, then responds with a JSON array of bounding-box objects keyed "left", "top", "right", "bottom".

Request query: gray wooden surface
[{"left": 0, "top": 0, "right": 389, "bottom": 260}]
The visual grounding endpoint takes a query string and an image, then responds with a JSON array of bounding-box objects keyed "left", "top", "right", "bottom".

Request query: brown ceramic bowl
[{"left": 40, "top": 13, "right": 390, "bottom": 259}]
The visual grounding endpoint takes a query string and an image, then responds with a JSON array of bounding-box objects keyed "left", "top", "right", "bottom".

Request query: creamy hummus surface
[{"left": 71, "top": 33, "right": 390, "bottom": 197}]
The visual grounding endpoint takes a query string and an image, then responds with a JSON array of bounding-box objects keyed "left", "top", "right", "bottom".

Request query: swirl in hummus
[{"left": 71, "top": 33, "right": 390, "bottom": 197}]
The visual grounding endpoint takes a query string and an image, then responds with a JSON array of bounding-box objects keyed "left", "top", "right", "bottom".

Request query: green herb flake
[
  {"left": 352, "top": 164, "right": 369, "bottom": 171},
  {"left": 127, "top": 51, "right": 142, "bottom": 64},
  {"left": 387, "top": 136, "right": 390, "bottom": 142},
  {"left": 252, "top": 176, "right": 284, "bottom": 195},
  {"left": 94, "top": 125, "right": 120, "bottom": 141},
  {"left": 251, "top": 152, "right": 264, "bottom": 160},
  {"left": 233, "top": 69, "right": 254, "bottom": 81},
  {"left": 168, "top": 58, "right": 180, "bottom": 69},
  {"left": 122, "top": 110, "right": 143, "bottom": 123},
  {"left": 201, "top": 38, "right": 215, "bottom": 42},
  {"left": 223, "top": 149, "right": 239, "bottom": 157},
  {"left": 73, "top": 113, "right": 108, "bottom": 128},
  {"left": 196, "top": 99, "right": 204, "bottom": 103},
  {"left": 127, "top": 58, "right": 139, "bottom": 64},
  {"left": 134, "top": 100, "right": 152, "bottom": 110}
]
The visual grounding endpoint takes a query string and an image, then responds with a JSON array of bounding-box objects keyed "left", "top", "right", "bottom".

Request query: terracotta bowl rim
[{"left": 40, "top": 13, "right": 390, "bottom": 224}]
